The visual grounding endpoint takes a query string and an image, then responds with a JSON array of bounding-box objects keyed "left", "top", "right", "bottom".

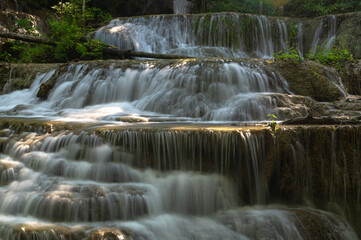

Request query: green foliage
[
  {"left": 51, "top": 0, "right": 112, "bottom": 27},
  {"left": 0, "top": 51, "right": 12, "bottom": 63},
  {"left": 274, "top": 48, "right": 303, "bottom": 62},
  {"left": 47, "top": 20, "right": 106, "bottom": 62},
  {"left": 208, "top": 0, "right": 276, "bottom": 15},
  {"left": 287, "top": 23, "right": 298, "bottom": 43},
  {"left": 1, "top": 1, "right": 111, "bottom": 63},
  {"left": 48, "top": 17, "right": 83, "bottom": 61},
  {"left": 18, "top": 44, "right": 54, "bottom": 63},
  {"left": 47, "top": 1, "right": 110, "bottom": 62},
  {"left": 10, "top": 18, "right": 38, "bottom": 35},
  {"left": 0, "top": 39, "right": 55, "bottom": 63},
  {"left": 0, "top": 18, "right": 43, "bottom": 63},
  {"left": 76, "top": 40, "right": 105, "bottom": 59},
  {"left": 275, "top": 45, "right": 354, "bottom": 72},
  {"left": 284, "top": 0, "right": 361, "bottom": 17},
  {"left": 306, "top": 46, "right": 354, "bottom": 71},
  {"left": 267, "top": 114, "right": 278, "bottom": 132}
]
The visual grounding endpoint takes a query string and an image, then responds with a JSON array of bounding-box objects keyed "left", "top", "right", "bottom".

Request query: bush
[
  {"left": 284, "top": 0, "right": 361, "bottom": 18},
  {"left": 306, "top": 46, "right": 354, "bottom": 71},
  {"left": 274, "top": 48, "right": 303, "bottom": 63},
  {"left": 1, "top": 1, "right": 111, "bottom": 63},
  {"left": 275, "top": 45, "right": 354, "bottom": 72},
  {"left": 208, "top": 0, "right": 276, "bottom": 15}
]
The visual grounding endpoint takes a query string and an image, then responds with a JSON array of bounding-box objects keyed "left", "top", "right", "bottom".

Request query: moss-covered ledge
[{"left": 0, "top": 62, "right": 60, "bottom": 93}]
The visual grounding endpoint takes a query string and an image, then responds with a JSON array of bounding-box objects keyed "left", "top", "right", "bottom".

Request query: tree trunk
[
  {"left": 0, "top": 31, "right": 192, "bottom": 60},
  {"left": 102, "top": 47, "right": 192, "bottom": 59},
  {"left": 260, "top": 0, "right": 263, "bottom": 14},
  {"left": 82, "top": 0, "right": 86, "bottom": 27},
  {"left": 60, "top": 0, "right": 64, "bottom": 19},
  {"left": 0, "top": 32, "right": 56, "bottom": 46}
]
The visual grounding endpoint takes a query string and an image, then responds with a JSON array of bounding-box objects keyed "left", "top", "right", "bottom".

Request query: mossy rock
[
  {"left": 272, "top": 59, "right": 345, "bottom": 101},
  {"left": 335, "top": 12, "right": 361, "bottom": 59},
  {"left": 0, "top": 63, "right": 59, "bottom": 93},
  {"left": 292, "top": 208, "right": 353, "bottom": 240},
  {"left": 37, "top": 64, "right": 67, "bottom": 100},
  {"left": 340, "top": 60, "right": 361, "bottom": 95}
]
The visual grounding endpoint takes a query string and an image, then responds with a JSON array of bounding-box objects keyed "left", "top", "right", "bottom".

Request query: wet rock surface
[
  {"left": 0, "top": 62, "right": 59, "bottom": 93},
  {"left": 271, "top": 60, "right": 345, "bottom": 102}
]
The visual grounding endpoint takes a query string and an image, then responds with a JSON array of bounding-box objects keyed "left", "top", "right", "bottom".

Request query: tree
[
  {"left": 283, "top": 0, "right": 361, "bottom": 17},
  {"left": 1, "top": 0, "right": 112, "bottom": 62},
  {"left": 207, "top": 0, "right": 275, "bottom": 15}
]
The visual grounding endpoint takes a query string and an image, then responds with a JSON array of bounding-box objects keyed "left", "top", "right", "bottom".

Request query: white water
[
  {"left": 310, "top": 21, "right": 323, "bottom": 53},
  {"left": 0, "top": 70, "right": 55, "bottom": 113},
  {"left": 173, "top": 0, "right": 190, "bottom": 14},
  {"left": 0, "top": 60, "right": 294, "bottom": 122},
  {"left": 296, "top": 23, "right": 304, "bottom": 57},
  {"left": 0, "top": 12, "right": 357, "bottom": 240},
  {"left": 0, "top": 126, "right": 358, "bottom": 239},
  {"left": 1, "top": 67, "right": 13, "bottom": 94},
  {"left": 94, "top": 13, "right": 297, "bottom": 58},
  {"left": 324, "top": 16, "right": 337, "bottom": 49},
  {"left": 310, "top": 16, "right": 337, "bottom": 54}
]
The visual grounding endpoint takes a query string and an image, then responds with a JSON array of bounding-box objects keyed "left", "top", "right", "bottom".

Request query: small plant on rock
[
  {"left": 306, "top": 46, "right": 354, "bottom": 72},
  {"left": 267, "top": 114, "right": 278, "bottom": 132},
  {"left": 274, "top": 47, "right": 303, "bottom": 64}
]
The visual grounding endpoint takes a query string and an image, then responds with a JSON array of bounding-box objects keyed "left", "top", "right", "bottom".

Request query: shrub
[
  {"left": 1, "top": 1, "right": 111, "bottom": 63},
  {"left": 306, "top": 46, "right": 354, "bottom": 71},
  {"left": 284, "top": 0, "right": 361, "bottom": 18},
  {"left": 275, "top": 45, "right": 354, "bottom": 71},
  {"left": 274, "top": 47, "right": 303, "bottom": 63},
  {"left": 207, "top": 0, "right": 276, "bottom": 15}
]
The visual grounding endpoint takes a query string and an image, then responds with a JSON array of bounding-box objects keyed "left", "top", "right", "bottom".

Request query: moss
[
  {"left": 37, "top": 64, "right": 67, "bottom": 100},
  {"left": 335, "top": 13, "right": 361, "bottom": 59},
  {"left": 272, "top": 59, "right": 344, "bottom": 102},
  {"left": 287, "top": 22, "right": 298, "bottom": 46},
  {"left": 194, "top": 16, "right": 201, "bottom": 34},
  {"left": 0, "top": 63, "right": 58, "bottom": 93},
  {"left": 293, "top": 209, "right": 344, "bottom": 240},
  {"left": 339, "top": 60, "right": 361, "bottom": 95}
]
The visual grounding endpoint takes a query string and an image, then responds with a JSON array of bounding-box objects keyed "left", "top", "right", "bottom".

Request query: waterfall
[
  {"left": 310, "top": 21, "right": 323, "bottom": 53},
  {"left": 0, "top": 70, "right": 55, "bottom": 113},
  {"left": 0, "top": 60, "right": 293, "bottom": 122},
  {"left": 325, "top": 15, "right": 337, "bottom": 49},
  {"left": 254, "top": 16, "right": 274, "bottom": 57},
  {"left": 0, "top": 121, "right": 360, "bottom": 239},
  {"left": 277, "top": 19, "right": 289, "bottom": 53},
  {"left": 94, "top": 13, "right": 296, "bottom": 58},
  {"left": 0, "top": 11, "right": 360, "bottom": 240},
  {"left": 173, "top": 0, "right": 190, "bottom": 14},
  {"left": 1, "top": 66, "right": 13, "bottom": 94},
  {"left": 296, "top": 23, "right": 304, "bottom": 57},
  {"left": 310, "top": 15, "right": 337, "bottom": 54}
]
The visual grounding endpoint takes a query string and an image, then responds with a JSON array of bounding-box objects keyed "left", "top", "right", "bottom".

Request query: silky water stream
[{"left": 0, "top": 12, "right": 360, "bottom": 240}]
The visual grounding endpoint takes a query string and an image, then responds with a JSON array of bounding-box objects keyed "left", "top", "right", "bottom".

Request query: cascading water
[
  {"left": 1, "top": 67, "right": 13, "bottom": 94},
  {"left": 310, "top": 21, "right": 323, "bottom": 53},
  {"left": 296, "top": 23, "right": 304, "bottom": 57},
  {"left": 325, "top": 15, "right": 337, "bottom": 49},
  {"left": 277, "top": 19, "right": 289, "bottom": 53},
  {"left": 94, "top": 13, "right": 303, "bottom": 58},
  {"left": 0, "top": 121, "right": 359, "bottom": 239},
  {"left": 310, "top": 15, "right": 338, "bottom": 54},
  {"left": 173, "top": 0, "right": 190, "bottom": 14},
  {"left": 0, "top": 59, "right": 295, "bottom": 122},
  {"left": 0, "top": 11, "right": 360, "bottom": 240}
]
